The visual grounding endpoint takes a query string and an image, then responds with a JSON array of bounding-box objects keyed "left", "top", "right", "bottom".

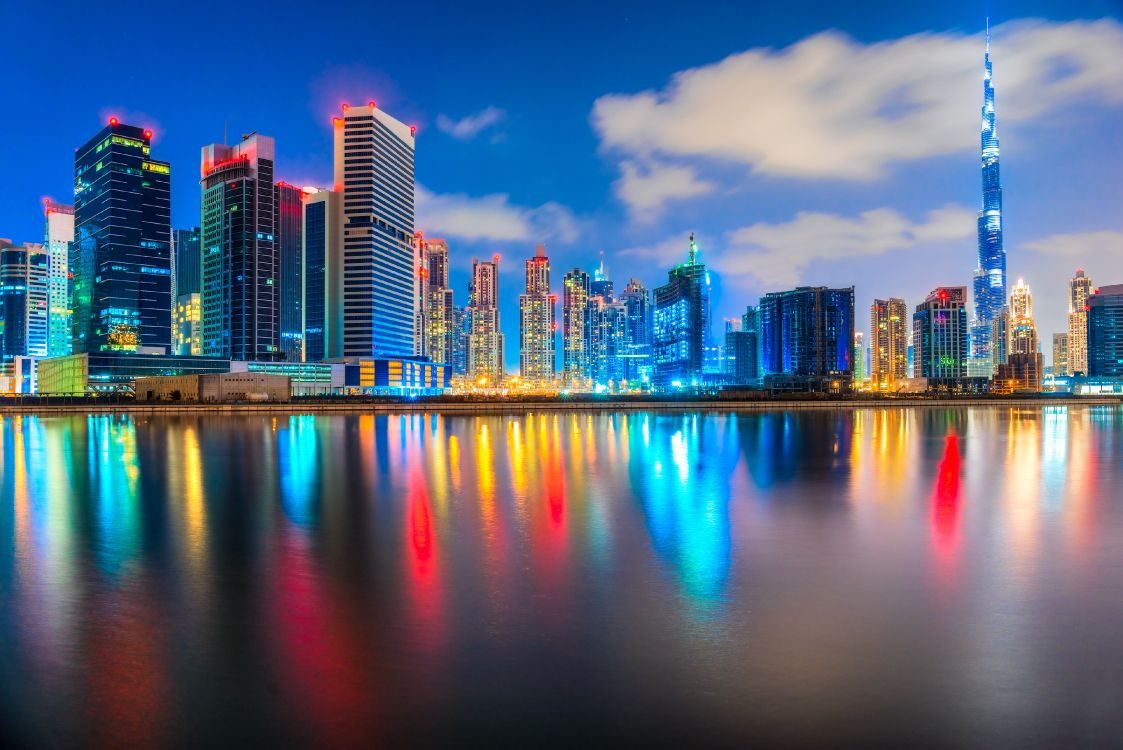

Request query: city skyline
[{"left": 2, "top": 2, "right": 1122, "bottom": 370}]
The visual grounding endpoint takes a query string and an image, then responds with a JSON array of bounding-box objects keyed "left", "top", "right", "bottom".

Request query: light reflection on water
[{"left": 1, "top": 407, "right": 1122, "bottom": 747}]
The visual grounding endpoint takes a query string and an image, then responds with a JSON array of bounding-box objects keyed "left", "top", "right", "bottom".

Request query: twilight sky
[{"left": 2, "top": 0, "right": 1122, "bottom": 368}]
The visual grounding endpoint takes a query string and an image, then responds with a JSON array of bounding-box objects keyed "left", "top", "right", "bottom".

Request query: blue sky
[{"left": 3, "top": 0, "right": 1122, "bottom": 368}]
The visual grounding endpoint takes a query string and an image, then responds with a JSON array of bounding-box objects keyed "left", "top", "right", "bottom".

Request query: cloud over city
[
  {"left": 436, "top": 106, "right": 507, "bottom": 140},
  {"left": 416, "top": 185, "right": 580, "bottom": 243}
]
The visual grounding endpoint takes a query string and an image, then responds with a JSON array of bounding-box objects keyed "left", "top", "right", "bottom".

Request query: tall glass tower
[{"left": 970, "top": 23, "right": 1006, "bottom": 371}]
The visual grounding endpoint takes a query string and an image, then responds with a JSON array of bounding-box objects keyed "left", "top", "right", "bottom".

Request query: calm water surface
[{"left": 1, "top": 407, "right": 1122, "bottom": 748}]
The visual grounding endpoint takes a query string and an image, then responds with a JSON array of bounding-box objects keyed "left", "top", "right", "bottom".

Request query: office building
[
  {"left": 853, "top": 332, "right": 865, "bottom": 383},
  {"left": 620, "top": 278, "right": 652, "bottom": 385},
  {"left": 276, "top": 181, "right": 304, "bottom": 361},
  {"left": 588, "top": 293, "right": 626, "bottom": 389},
  {"left": 422, "top": 237, "right": 455, "bottom": 366},
  {"left": 991, "top": 307, "right": 1010, "bottom": 369},
  {"left": 72, "top": 119, "right": 171, "bottom": 354},
  {"left": 333, "top": 102, "right": 416, "bottom": 358},
  {"left": 301, "top": 188, "right": 341, "bottom": 362},
  {"left": 173, "top": 227, "right": 201, "bottom": 297},
  {"left": 1052, "top": 333, "right": 1069, "bottom": 378},
  {"left": 652, "top": 234, "right": 709, "bottom": 388},
  {"left": 175, "top": 292, "right": 202, "bottom": 356},
  {"left": 467, "top": 255, "right": 503, "bottom": 383},
  {"left": 969, "top": 28, "right": 1006, "bottom": 374},
  {"left": 913, "top": 287, "right": 969, "bottom": 385},
  {"left": 451, "top": 304, "right": 468, "bottom": 375},
  {"left": 758, "top": 286, "right": 854, "bottom": 391},
  {"left": 200, "top": 133, "right": 277, "bottom": 360},
  {"left": 562, "top": 268, "right": 591, "bottom": 389},
  {"left": 1068, "top": 269, "right": 1093, "bottom": 375},
  {"left": 1088, "top": 284, "right": 1123, "bottom": 377},
  {"left": 44, "top": 202, "right": 73, "bottom": 357},
  {"left": 519, "top": 245, "right": 556, "bottom": 384},
  {"left": 870, "top": 298, "right": 908, "bottom": 389},
  {"left": 0, "top": 240, "right": 49, "bottom": 364}
]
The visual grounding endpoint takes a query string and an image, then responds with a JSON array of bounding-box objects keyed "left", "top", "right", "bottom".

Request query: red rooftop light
[
  {"left": 332, "top": 117, "right": 343, "bottom": 125},
  {"left": 368, "top": 100, "right": 377, "bottom": 108},
  {"left": 144, "top": 129, "right": 153, "bottom": 139},
  {"left": 109, "top": 117, "right": 119, "bottom": 126},
  {"left": 341, "top": 103, "right": 350, "bottom": 111},
  {"left": 410, "top": 125, "right": 417, "bottom": 136}
]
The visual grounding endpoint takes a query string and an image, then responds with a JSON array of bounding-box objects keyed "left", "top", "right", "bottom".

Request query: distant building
[
  {"left": 0, "top": 239, "right": 49, "bottom": 363},
  {"left": 1052, "top": 332, "right": 1069, "bottom": 379},
  {"left": 44, "top": 202, "right": 74, "bottom": 357},
  {"left": 519, "top": 245, "right": 556, "bottom": 384},
  {"left": 588, "top": 293, "right": 626, "bottom": 389},
  {"left": 853, "top": 332, "right": 866, "bottom": 383},
  {"left": 333, "top": 102, "right": 416, "bottom": 358},
  {"left": 870, "top": 297, "right": 908, "bottom": 389},
  {"left": 173, "top": 227, "right": 201, "bottom": 298},
  {"left": 175, "top": 292, "right": 202, "bottom": 356},
  {"left": 1068, "top": 269, "right": 1093, "bottom": 375},
  {"left": 759, "top": 286, "right": 854, "bottom": 391},
  {"left": 200, "top": 133, "right": 278, "bottom": 360},
  {"left": 421, "top": 237, "right": 455, "bottom": 366},
  {"left": 724, "top": 328, "right": 759, "bottom": 386},
  {"left": 1088, "top": 284, "right": 1123, "bottom": 377},
  {"left": 301, "top": 188, "right": 341, "bottom": 362},
  {"left": 620, "top": 278, "right": 652, "bottom": 385},
  {"left": 652, "top": 234, "right": 709, "bottom": 388},
  {"left": 467, "top": 255, "right": 503, "bottom": 383},
  {"left": 73, "top": 119, "right": 171, "bottom": 354},
  {"left": 913, "top": 287, "right": 969, "bottom": 386},
  {"left": 561, "top": 268, "right": 590, "bottom": 389},
  {"left": 276, "top": 182, "right": 304, "bottom": 361},
  {"left": 451, "top": 304, "right": 468, "bottom": 376},
  {"left": 990, "top": 307, "right": 1009, "bottom": 370}
]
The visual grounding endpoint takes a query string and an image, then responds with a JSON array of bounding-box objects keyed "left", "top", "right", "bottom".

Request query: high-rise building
[
  {"left": 652, "top": 234, "right": 709, "bottom": 388},
  {"left": 175, "top": 292, "right": 202, "bottom": 356},
  {"left": 991, "top": 307, "right": 1009, "bottom": 370},
  {"left": 870, "top": 298, "right": 908, "bottom": 389},
  {"left": 969, "top": 25, "right": 1006, "bottom": 375},
  {"left": 588, "top": 294, "right": 626, "bottom": 389},
  {"left": 44, "top": 202, "right": 74, "bottom": 357},
  {"left": 620, "top": 278, "right": 652, "bottom": 385},
  {"left": 420, "top": 237, "right": 456, "bottom": 366},
  {"left": 467, "top": 255, "right": 503, "bottom": 383},
  {"left": 200, "top": 133, "right": 277, "bottom": 360},
  {"left": 333, "top": 102, "right": 416, "bottom": 358},
  {"left": 853, "top": 332, "right": 866, "bottom": 383},
  {"left": 1068, "top": 268, "right": 1093, "bottom": 375},
  {"left": 450, "top": 304, "right": 468, "bottom": 375},
  {"left": 562, "top": 268, "right": 590, "bottom": 389},
  {"left": 276, "top": 182, "right": 304, "bottom": 361},
  {"left": 301, "top": 188, "right": 342, "bottom": 362},
  {"left": 1052, "top": 333, "right": 1069, "bottom": 378},
  {"left": 519, "top": 245, "right": 556, "bottom": 384},
  {"left": 1007, "top": 279, "right": 1037, "bottom": 356},
  {"left": 759, "top": 286, "right": 854, "bottom": 389},
  {"left": 173, "top": 227, "right": 201, "bottom": 297},
  {"left": 1088, "top": 284, "right": 1123, "bottom": 378},
  {"left": 0, "top": 240, "right": 49, "bottom": 363},
  {"left": 994, "top": 280, "right": 1042, "bottom": 392},
  {"left": 724, "top": 316, "right": 759, "bottom": 386},
  {"left": 913, "top": 287, "right": 968, "bottom": 384},
  {"left": 72, "top": 119, "right": 171, "bottom": 354}
]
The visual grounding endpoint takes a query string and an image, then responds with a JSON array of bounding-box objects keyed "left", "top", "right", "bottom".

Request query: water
[{"left": 1, "top": 407, "right": 1122, "bottom": 748}]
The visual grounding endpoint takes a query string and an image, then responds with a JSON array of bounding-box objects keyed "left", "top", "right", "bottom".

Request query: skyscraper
[
  {"left": 853, "top": 332, "right": 866, "bottom": 383},
  {"left": 652, "top": 234, "right": 709, "bottom": 388},
  {"left": 43, "top": 201, "right": 73, "bottom": 357},
  {"left": 200, "top": 133, "right": 278, "bottom": 360},
  {"left": 333, "top": 102, "right": 416, "bottom": 358},
  {"left": 0, "top": 240, "right": 49, "bottom": 362},
  {"left": 970, "top": 24, "right": 1006, "bottom": 374},
  {"left": 73, "top": 119, "right": 171, "bottom": 354},
  {"left": 1052, "top": 333, "right": 1069, "bottom": 378},
  {"left": 467, "top": 255, "right": 503, "bottom": 384},
  {"left": 1068, "top": 268, "right": 1093, "bottom": 375},
  {"left": 870, "top": 298, "right": 908, "bottom": 389},
  {"left": 759, "top": 286, "right": 854, "bottom": 390},
  {"left": 451, "top": 304, "right": 468, "bottom": 376},
  {"left": 620, "top": 278, "right": 652, "bottom": 385},
  {"left": 562, "top": 268, "right": 590, "bottom": 389},
  {"left": 519, "top": 245, "right": 556, "bottom": 384},
  {"left": 422, "top": 237, "right": 456, "bottom": 366},
  {"left": 1088, "top": 284, "right": 1123, "bottom": 377},
  {"left": 301, "top": 188, "right": 342, "bottom": 362},
  {"left": 994, "top": 279, "right": 1042, "bottom": 392},
  {"left": 276, "top": 181, "right": 304, "bottom": 361},
  {"left": 173, "top": 227, "right": 201, "bottom": 297},
  {"left": 588, "top": 293, "right": 626, "bottom": 389},
  {"left": 913, "top": 287, "right": 968, "bottom": 384}
]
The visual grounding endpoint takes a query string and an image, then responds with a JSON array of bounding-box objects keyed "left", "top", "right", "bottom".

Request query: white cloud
[
  {"left": 1024, "top": 230, "right": 1123, "bottom": 258},
  {"left": 415, "top": 185, "right": 580, "bottom": 243},
  {"left": 436, "top": 106, "right": 506, "bottom": 140},
  {"left": 592, "top": 19, "right": 1123, "bottom": 185},
  {"left": 614, "top": 159, "right": 717, "bottom": 221}
]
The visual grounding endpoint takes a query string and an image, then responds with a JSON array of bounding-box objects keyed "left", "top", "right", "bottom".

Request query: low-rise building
[
  {"left": 135, "top": 373, "right": 291, "bottom": 402},
  {"left": 37, "top": 352, "right": 231, "bottom": 395}
]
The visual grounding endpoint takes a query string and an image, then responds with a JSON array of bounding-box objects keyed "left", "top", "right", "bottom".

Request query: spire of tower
[
  {"left": 688, "top": 232, "right": 697, "bottom": 265},
  {"left": 985, "top": 17, "right": 990, "bottom": 53}
]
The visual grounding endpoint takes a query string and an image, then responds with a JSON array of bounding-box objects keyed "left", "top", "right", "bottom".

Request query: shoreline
[{"left": 0, "top": 397, "right": 1119, "bottom": 416}]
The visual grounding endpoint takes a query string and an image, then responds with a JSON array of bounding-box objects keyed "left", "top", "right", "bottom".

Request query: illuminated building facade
[
  {"left": 301, "top": 188, "right": 341, "bottom": 362},
  {"left": 970, "top": 27, "right": 1006, "bottom": 374},
  {"left": 73, "top": 120, "right": 171, "bottom": 354},
  {"left": 0, "top": 240, "right": 49, "bottom": 363},
  {"left": 1052, "top": 333, "right": 1068, "bottom": 378},
  {"left": 276, "top": 182, "right": 304, "bottom": 361},
  {"left": 333, "top": 103, "right": 416, "bottom": 358},
  {"left": 1088, "top": 284, "right": 1123, "bottom": 377},
  {"left": 588, "top": 294, "right": 626, "bottom": 389},
  {"left": 1068, "top": 269, "right": 1093, "bottom": 375},
  {"left": 853, "top": 332, "right": 866, "bottom": 383},
  {"left": 173, "top": 227, "right": 201, "bottom": 297},
  {"left": 519, "top": 245, "right": 556, "bottom": 384},
  {"left": 451, "top": 304, "right": 468, "bottom": 375},
  {"left": 620, "top": 278, "right": 652, "bottom": 384},
  {"left": 200, "top": 133, "right": 278, "bottom": 360},
  {"left": 467, "top": 255, "right": 503, "bottom": 383},
  {"left": 913, "top": 287, "right": 968, "bottom": 383},
  {"left": 562, "top": 268, "right": 590, "bottom": 389},
  {"left": 870, "top": 297, "right": 908, "bottom": 389},
  {"left": 422, "top": 237, "right": 455, "bottom": 366},
  {"left": 44, "top": 202, "right": 73, "bottom": 357},
  {"left": 175, "top": 292, "right": 202, "bottom": 356},
  {"left": 652, "top": 234, "right": 709, "bottom": 388},
  {"left": 759, "top": 286, "right": 854, "bottom": 390}
]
